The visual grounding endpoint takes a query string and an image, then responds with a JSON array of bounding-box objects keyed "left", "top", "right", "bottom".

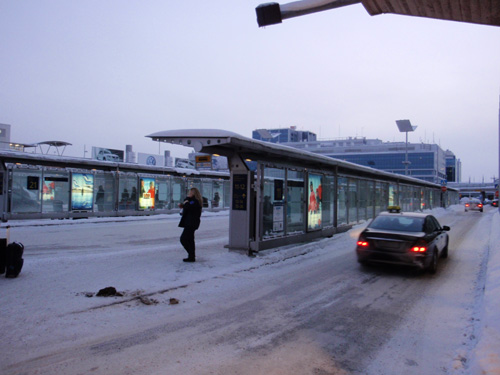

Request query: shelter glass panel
[
  {"left": 11, "top": 168, "right": 42, "bottom": 213},
  {"left": 367, "top": 180, "right": 375, "bottom": 219},
  {"left": 347, "top": 178, "right": 358, "bottom": 224},
  {"left": 337, "top": 177, "right": 348, "bottom": 225},
  {"left": 212, "top": 180, "right": 223, "bottom": 208},
  {"left": 172, "top": 177, "right": 186, "bottom": 207},
  {"left": 286, "top": 170, "right": 305, "bottom": 234},
  {"left": 322, "top": 175, "right": 334, "bottom": 227},
  {"left": 202, "top": 180, "right": 213, "bottom": 208},
  {"left": 42, "top": 170, "right": 70, "bottom": 213},
  {"left": 94, "top": 173, "right": 115, "bottom": 212},
  {"left": 263, "top": 167, "right": 285, "bottom": 238},
  {"left": 156, "top": 177, "right": 171, "bottom": 210},
  {"left": 375, "top": 182, "right": 388, "bottom": 215},
  {"left": 118, "top": 174, "right": 138, "bottom": 211},
  {"left": 223, "top": 180, "right": 230, "bottom": 208},
  {"left": 358, "top": 180, "right": 368, "bottom": 221}
]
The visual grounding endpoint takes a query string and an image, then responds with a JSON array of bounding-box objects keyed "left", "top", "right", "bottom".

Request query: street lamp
[{"left": 396, "top": 120, "right": 417, "bottom": 176}]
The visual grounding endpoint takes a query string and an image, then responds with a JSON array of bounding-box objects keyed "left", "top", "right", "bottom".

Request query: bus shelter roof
[{"left": 147, "top": 129, "right": 447, "bottom": 189}]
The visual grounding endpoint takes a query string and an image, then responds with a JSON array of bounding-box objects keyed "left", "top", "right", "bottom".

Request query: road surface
[{"left": 0, "top": 206, "right": 494, "bottom": 374}]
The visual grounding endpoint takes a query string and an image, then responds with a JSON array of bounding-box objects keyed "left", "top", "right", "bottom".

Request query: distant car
[
  {"left": 464, "top": 198, "right": 483, "bottom": 212},
  {"left": 96, "top": 149, "right": 120, "bottom": 162},
  {"left": 356, "top": 206, "right": 450, "bottom": 274},
  {"left": 492, "top": 199, "right": 498, "bottom": 207}
]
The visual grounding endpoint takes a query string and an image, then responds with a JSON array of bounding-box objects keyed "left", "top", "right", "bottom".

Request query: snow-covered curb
[{"left": 470, "top": 209, "right": 500, "bottom": 374}]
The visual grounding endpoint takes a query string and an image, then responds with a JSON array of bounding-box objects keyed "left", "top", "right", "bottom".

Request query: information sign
[{"left": 232, "top": 174, "right": 247, "bottom": 211}]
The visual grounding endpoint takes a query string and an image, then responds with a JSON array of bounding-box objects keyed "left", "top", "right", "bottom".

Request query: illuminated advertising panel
[
  {"left": 139, "top": 177, "right": 155, "bottom": 210},
  {"left": 71, "top": 173, "right": 94, "bottom": 211},
  {"left": 92, "top": 147, "right": 124, "bottom": 162},
  {"left": 308, "top": 173, "right": 323, "bottom": 231}
]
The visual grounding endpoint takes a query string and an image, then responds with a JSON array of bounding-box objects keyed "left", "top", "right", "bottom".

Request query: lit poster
[
  {"left": 71, "top": 173, "right": 94, "bottom": 210},
  {"left": 308, "top": 173, "right": 323, "bottom": 231},
  {"left": 139, "top": 177, "right": 155, "bottom": 210}
]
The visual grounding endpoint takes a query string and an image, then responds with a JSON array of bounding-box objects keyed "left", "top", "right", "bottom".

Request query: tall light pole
[{"left": 396, "top": 120, "right": 417, "bottom": 176}]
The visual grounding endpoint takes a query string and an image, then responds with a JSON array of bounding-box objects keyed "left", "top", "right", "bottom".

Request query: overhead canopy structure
[
  {"left": 256, "top": 0, "right": 500, "bottom": 27},
  {"left": 37, "top": 141, "right": 72, "bottom": 156}
]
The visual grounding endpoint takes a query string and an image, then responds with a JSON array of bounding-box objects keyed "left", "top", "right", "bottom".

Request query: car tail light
[
  {"left": 465, "top": 203, "right": 470, "bottom": 207},
  {"left": 411, "top": 246, "right": 427, "bottom": 252},
  {"left": 411, "top": 240, "right": 427, "bottom": 253},
  {"left": 357, "top": 240, "right": 369, "bottom": 247},
  {"left": 478, "top": 204, "right": 483, "bottom": 208}
]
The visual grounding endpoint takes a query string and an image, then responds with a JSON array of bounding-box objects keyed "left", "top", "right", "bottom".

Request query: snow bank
[{"left": 470, "top": 209, "right": 500, "bottom": 374}]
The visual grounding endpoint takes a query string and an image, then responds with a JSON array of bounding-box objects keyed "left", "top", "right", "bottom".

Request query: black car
[
  {"left": 492, "top": 199, "right": 498, "bottom": 208},
  {"left": 356, "top": 207, "right": 450, "bottom": 273}
]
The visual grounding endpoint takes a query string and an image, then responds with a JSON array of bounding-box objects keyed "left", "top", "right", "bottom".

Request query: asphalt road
[{"left": 2, "top": 206, "right": 493, "bottom": 375}]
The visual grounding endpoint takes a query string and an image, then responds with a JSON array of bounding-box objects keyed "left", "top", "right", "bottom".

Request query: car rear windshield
[{"left": 369, "top": 216, "right": 425, "bottom": 232}]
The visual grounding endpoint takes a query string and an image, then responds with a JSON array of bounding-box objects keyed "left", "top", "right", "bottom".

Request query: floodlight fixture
[
  {"left": 395, "top": 120, "right": 417, "bottom": 176},
  {"left": 396, "top": 119, "right": 417, "bottom": 133}
]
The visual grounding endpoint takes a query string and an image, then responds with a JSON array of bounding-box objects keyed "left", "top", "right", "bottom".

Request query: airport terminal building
[{"left": 253, "top": 127, "right": 461, "bottom": 185}]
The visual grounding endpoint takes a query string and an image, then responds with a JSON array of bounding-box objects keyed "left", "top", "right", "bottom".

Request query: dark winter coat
[{"left": 178, "top": 196, "right": 202, "bottom": 230}]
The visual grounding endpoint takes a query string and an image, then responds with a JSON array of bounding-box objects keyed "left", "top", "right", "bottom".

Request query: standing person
[{"left": 178, "top": 188, "right": 203, "bottom": 262}]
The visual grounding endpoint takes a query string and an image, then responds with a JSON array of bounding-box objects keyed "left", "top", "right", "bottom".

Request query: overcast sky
[{"left": 1, "top": 1, "right": 499, "bottom": 182}]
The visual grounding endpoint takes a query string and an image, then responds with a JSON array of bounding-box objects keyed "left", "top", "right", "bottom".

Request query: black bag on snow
[
  {"left": 0, "top": 238, "right": 7, "bottom": 275},
  {"left": 5, "top": 242, "right": 24, "bottom": 278}
]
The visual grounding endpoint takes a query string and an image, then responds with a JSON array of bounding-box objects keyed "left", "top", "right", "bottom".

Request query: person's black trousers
[{"left": 180, "top": 227, "right": 196, "bottom": 259}]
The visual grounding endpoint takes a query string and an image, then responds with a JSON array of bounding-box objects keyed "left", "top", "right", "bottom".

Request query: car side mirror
[{"left": 442, "top": 226, "right": 450, "bottom": 231}]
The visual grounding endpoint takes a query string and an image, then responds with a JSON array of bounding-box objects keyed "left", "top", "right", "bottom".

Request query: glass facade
[
  {"left": 9, "top": 167, "right": 230, "bottom": 216},
  {"left": 6, "top": 162, "right": 459, "bottom": 244},
  {"left": 11, "top": 169, "right": 42, "bottom": 213},
  {"left": 286, "top": 170, "right": 305, "bottom": 234},
  {"left": 337, "top": 177, "right": 348, "bottom": 225},
  {"left": 262, "top": 167, "right": 285, "bottom": 239},
  {"left": 322, "top": 176, "right": 335, "bottom": 227}
]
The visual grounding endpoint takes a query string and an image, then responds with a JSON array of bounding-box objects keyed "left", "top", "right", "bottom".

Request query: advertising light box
[
  {"left": 92, "top": 147, "right": 124, "bottom": 162},
  {"left": 139, "top": 177, "right": 155, "bottom": 210},
  {"left": 71, "top": 173, "right": 94, "bottom": 211},
  {"left": 308, "top": 173, "right": 323, "bottom": 231}
]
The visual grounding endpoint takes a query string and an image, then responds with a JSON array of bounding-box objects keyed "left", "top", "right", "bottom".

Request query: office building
[{"left": 253, "top": 128, "right": 460, "bottom": 184}]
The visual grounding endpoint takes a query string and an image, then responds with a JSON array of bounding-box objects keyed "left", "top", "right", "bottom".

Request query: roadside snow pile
[{"left": 470, "top": 209, "right": 500, "bottom": 374}]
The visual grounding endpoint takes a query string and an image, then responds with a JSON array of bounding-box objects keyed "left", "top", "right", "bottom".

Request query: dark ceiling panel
[{"left": 361, "top": 0, "right": 500, "bottom": 27}]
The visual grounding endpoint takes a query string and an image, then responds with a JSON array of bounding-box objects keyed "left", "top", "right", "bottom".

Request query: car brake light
[
  {"left": 411, "top": 246, "right": 427, "bottom": 252},
  {"left": 465, "top": 203, "right": 470, "bottom": 207},
  {"left": 357, "top": 241, "right": 369, "bottom": 247},
  {"left": 478, "top": 204, "right": 483, "bottom": 208}
]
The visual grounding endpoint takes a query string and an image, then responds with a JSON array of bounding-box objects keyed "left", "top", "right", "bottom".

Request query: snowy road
[{"left": 0, "top": 206, "right": 496, "bottom": 375}]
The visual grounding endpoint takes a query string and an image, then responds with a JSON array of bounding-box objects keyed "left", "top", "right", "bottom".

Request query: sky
[{"left": 1, "top": 1, "right": 499, "bottom": 182}]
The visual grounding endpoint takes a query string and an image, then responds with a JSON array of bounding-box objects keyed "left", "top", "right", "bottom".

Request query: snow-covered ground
[{"left": 0, "top": 206, "right": 498, "bottom": 374}]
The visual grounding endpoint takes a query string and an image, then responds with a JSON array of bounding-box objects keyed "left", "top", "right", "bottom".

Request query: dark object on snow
[
  {"left": 169, "top": 298, "right": 179, "bottom": 305},
  {"left": 5, "top": 242, "right": 24, "bottom": 278},
  {"left": 139, "top": 296, "right": 158, "bottom": 305},
  {"left": 0, "top": 238, "right": 7, "bottom": 275},
  {"left": 96, "top": 286, "right": 123, "bottom": 297}
]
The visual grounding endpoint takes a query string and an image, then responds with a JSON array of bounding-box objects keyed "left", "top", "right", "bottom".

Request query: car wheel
[
  {"left": 480, "top": 209, "right": 483, "bottom": 212},
  {"left": 428, "top": 250, "right": 438, "bottom": 274},
  {"left": 464, "top": 209, "right": 468, "bottom": 212},
  {"left": 441, "top": 240, "right": 449, "bottom": 259}
]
